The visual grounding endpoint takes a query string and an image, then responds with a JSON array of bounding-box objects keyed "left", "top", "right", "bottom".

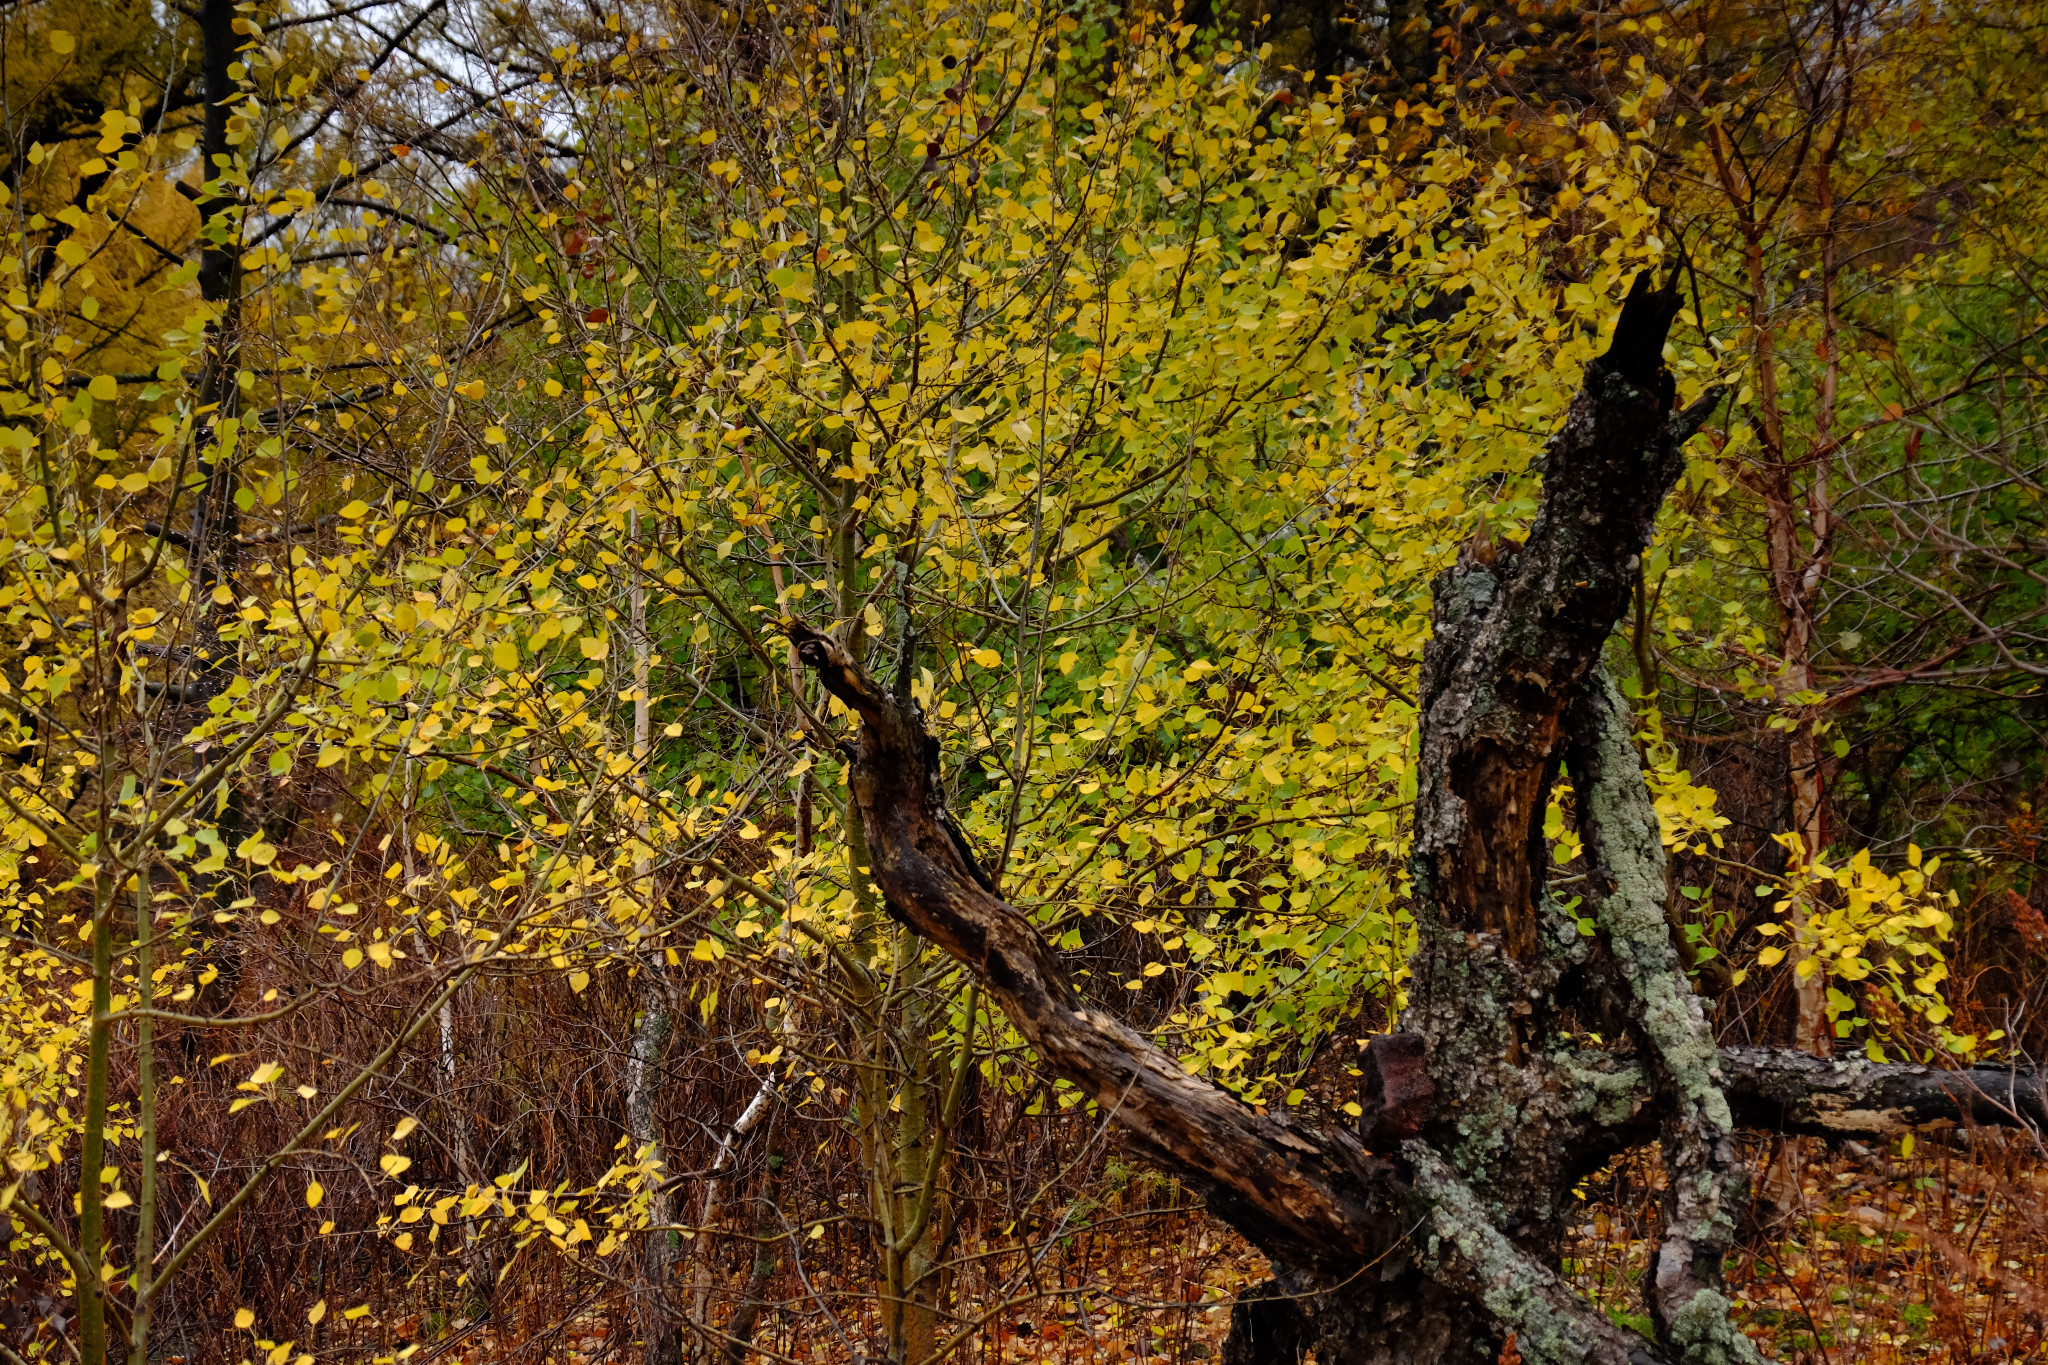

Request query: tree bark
[
  {"left": 785, "top": 271, "right": 2042, "bottom": 1364},
  {"left": 630, "top": 991, "right": 680, "bottom": 1365},
  {"left": 719, "top": 1154, "right": 784, "bottom": 1365},
  {"left": 1719, "top": 1047, "right": 2048, "bottom": 1138}
]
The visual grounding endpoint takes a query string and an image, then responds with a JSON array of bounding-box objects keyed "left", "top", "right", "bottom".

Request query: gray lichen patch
[
  {"left": 1406, "top": 1142, "right": 1649, "bottom": 1365},
  {"left": 1556, "top": 1051, "right": 1649, "bottom": 1127},
  {"left": 1574, "top": 672, "right": 1732, "bottom": 1132},
  {"left": 1665, "top": 1289, "right": 1763, "bottom": 1365}
]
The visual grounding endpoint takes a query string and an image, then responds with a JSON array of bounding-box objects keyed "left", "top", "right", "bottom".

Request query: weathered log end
[{"left": 1357, "top": 1031, "right": 1434, "bottom": 1148}]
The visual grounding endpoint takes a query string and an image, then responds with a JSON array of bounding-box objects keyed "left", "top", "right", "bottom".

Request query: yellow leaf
[
  {"left": 48, "top": 29, "right": 74, "bottom": 53},
  {"left": 568, "top": 970, "right": 590, "bottom": 993},
  {"left": 88, "top": 375, "right": 118, "bottom": 400},
  {"left": 493, "top": 638, "right": 521, "bottom": 670},
  {"left": 970, "top": 648, "right": 1002, "bottom": 668},
  {"left": 306, "top": 1180, "right": 324, "bottom": 1208},
  {"left": 339, "top": 500, "right": 369, "bottom": 518},
  {"left": 235, "top": 1309, "right": 255, "bottom": 1330},
  {"left": 103, "top": 1190, "right": 133, "bottom": 1209},
  {"left": 342, "top": 947, "right": 363, "bottom": 969},
  {"left": 379, "top": 1153, "right": 412, "bottom": 1178},
  {"left": 578, "top": 633, "right": 609, "bottom": 660},
  {"left": 391, "top": 1116, "right": 419, "bottom": 1141},
  {"left": 307, "top": 1300, "right": 327, "bottom": 1326},
  {"left": 455, "top": 380, "right": 487, "bottom": 400},
  {"left": 484, "top": 426, "right": 507, "bottom": 445}
]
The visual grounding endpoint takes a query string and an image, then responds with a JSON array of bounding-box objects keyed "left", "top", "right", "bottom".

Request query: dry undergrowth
[
  {"left": 281, "top": 1134, "right": 2045, "bottom": 1364},
  {"left": 1564, "top": 1134, "right": 2048, "bottom": 1364}
]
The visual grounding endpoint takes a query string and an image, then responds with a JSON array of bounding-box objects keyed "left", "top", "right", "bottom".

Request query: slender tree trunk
[
  {"left": 1747, "top": 233, "right": 1832, "bottom": 1060},
  {"left": 625, "top": 514, "right": 683, "bottom": 1362},
  {"left": 630, "top": 994, "right": 680, "bottom": 1365},
  {"left": 398, "top": 768, "right": 495, "bottom": 1303},
  {"left": 182, "top": 0, "right": 254, "bottom": 1025},
  {"left": 77, "top": 879, "right": 115, "bottom": 1365},
  {"left": 190, "top": 0, "right": 245, "bottom": 599},
  {"left": 691, "top": 1083, "right": 776, "bottom": 1363},
  {"left": 869, "top": 953, "right": 947, "bottom": 1365},
  {"left": 719, "top": 1154, "right": 785, "bottom": 1365},
  {"left": 128, "top": 878, "right": 158, "bottom": 1365},
  {"left": 811, "top": 478, "right": 965, "bottom": 1365},
  {"left": 438, "top": 986, "right": 493, "bottom": 1301}
]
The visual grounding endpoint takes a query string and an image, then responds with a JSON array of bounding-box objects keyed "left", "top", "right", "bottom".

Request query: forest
[{"left": 0, "top": 0, "right": 2045, "bottom": 1359}]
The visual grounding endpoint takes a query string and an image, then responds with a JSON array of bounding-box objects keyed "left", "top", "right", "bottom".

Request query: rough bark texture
[
  {"left": 1565, "top": 678, "right": 1751, "bottom": 1359},
  {"left": 1720, "top": 1047, "right": 2048, "bottom": 1137},
  {"left": 787, "top": 271, "right": 2043, "bottom": 1365},
  {"left": 1412, "top": 271, "right": 1688, "bottom": 965}
]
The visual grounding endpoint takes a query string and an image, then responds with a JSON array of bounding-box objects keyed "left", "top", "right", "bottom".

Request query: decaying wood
[
  {"left": 1386, "top": 267, "right": 1756, "bottom": 1364},
  {"left": 1354, "top": 1032, "right": 1433, "bottom": 1148},
  {"left": 1720, "top": 1046, "right": 2048, "bottom": 1138},
  {"left": 784, "top": 619, "right": 1402, "bottom": 1270},
  {"left": 782, "top": 621, "right": 1668, "bottom": 1363},
  {"left": 1411, "top": 271, "right": 1699, "bottom": 965},
  {"left": 787, "top": 271, "right": 2045, "bottom": 1364}
]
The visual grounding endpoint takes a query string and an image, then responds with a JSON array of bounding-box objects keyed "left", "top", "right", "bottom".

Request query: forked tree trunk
[{"left": 786, "top": 273, "right": 2046, "bottom": 1365}]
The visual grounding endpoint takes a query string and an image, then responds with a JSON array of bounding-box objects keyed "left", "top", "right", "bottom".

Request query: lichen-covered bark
[
  {"left": 1391, "top": 269, "right": 1753, "bottom": 1365},
  {"left": 1567, "top": 675, "right": 1756, "bottom": 1362},
  {"left": 1405, "top": 1143, "right": 1671, "bottom": 1365},
  {"left": 782, "top": 621, "right": 1683, "bottom": 1361},
  {"left": 1411, "top": 269, "right": 1697, "bottom": 967}
]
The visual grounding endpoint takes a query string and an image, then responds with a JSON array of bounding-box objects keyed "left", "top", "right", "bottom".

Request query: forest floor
[{"left": 322, "top": 1134, "right": 2048, "bottom": 1365}]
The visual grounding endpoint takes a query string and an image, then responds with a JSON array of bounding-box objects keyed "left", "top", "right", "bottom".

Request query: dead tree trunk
[{"left": 785, "top": 272, "right": 2043, "bottom": 1365}]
